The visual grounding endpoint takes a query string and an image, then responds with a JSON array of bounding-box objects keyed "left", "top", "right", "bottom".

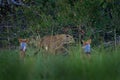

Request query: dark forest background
[{"left": 0, "top": 0, "right": 120, "bottom": 48}]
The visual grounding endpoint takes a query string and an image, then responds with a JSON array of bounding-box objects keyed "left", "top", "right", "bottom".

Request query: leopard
[{"left": 40, "top": 34, "right": 75, "bottom": 54}]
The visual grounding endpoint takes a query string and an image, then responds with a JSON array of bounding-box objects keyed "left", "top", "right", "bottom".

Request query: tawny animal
[
  {"left": 29, "top": 34, "right": 75, "bottom": 55},
  {"left": 40, "top": 34, "right": 75, "bottom": 54}
]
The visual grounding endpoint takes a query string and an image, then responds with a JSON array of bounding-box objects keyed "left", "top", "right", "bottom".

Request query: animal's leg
[
  {"left": 55, "top": 43, "right": 64, "bottom": 50},
  {"left": 56, "top": 47, "right": 69, "bottom": 55},
  {"left": 62, "top": 47, "right": 69, "bottom": 55}
]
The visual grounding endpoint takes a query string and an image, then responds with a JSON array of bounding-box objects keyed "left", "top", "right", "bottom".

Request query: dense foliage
[{"left": 0, "top": 0, "right": 120, "bottom": 47}]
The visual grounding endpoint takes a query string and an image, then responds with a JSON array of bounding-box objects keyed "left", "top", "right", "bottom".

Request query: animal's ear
[{"left": 66, "top": 35, "right": 69, "bottom": 37}]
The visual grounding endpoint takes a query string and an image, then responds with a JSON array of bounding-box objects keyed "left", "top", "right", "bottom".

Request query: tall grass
[{"left": 0, "top": 46, "right": 120, "bottom": 80}]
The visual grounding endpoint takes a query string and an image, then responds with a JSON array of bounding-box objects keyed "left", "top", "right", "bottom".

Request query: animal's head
[{"left": 61, "top": 34, "right": 75, "bottom": 44}]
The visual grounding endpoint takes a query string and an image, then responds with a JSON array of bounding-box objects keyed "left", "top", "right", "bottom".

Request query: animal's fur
[
  {"left": 40, "top": 34, "right": 75, "bottom": 54},
  {"left": 29, "top": 34, "right": 75, "bottom": 55}
]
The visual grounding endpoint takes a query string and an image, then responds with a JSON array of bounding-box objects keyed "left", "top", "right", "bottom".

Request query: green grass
[{"left": 0, "top": 46, "right": 120, "bottom": 80}]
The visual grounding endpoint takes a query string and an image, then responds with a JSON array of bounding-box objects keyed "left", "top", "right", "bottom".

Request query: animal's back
[{"left": 40, "top": 34, "right": 75, "bottom": 54}]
